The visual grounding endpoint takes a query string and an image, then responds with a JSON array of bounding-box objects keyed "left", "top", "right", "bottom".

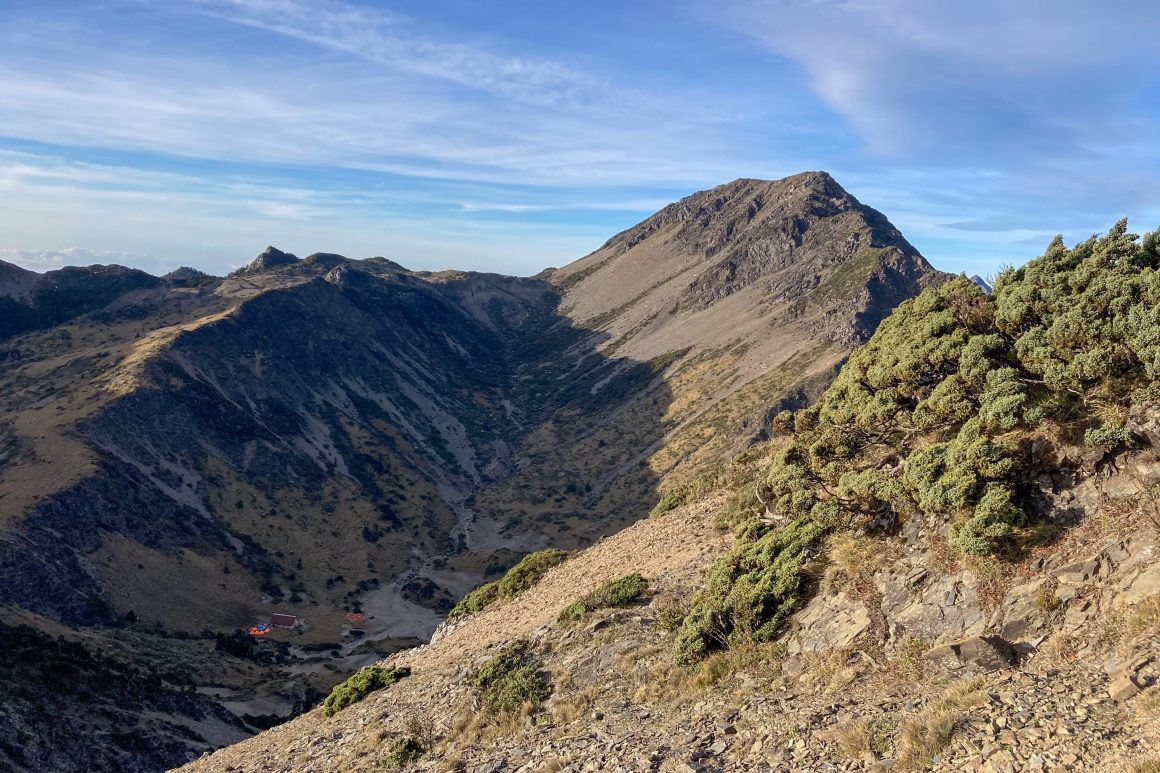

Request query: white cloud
[
  {"left": 0, "top": 247, "right": 157, "bottom": 272},
  {"left": 711, "top": 0, "right": 1160, "bottom": 160}
]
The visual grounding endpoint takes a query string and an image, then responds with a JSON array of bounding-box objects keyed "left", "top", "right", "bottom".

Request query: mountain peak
[
  {"left": 592, "top": 171, "right": 876, "bottom": 261},
  {"left": 552, "top": 171, "right": 944, "bottom": 350},
  {"left": 0, "top": 259, "right": 38, "bottom": 302},
  {"left": 236, "top": 245, "right": 299, "bottom": 275}
]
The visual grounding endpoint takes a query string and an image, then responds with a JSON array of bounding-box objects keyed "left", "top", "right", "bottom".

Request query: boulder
[
  {"left": 996, "top": 579, "right": 1056, "bottom": 644},
  {"left": 1116, "top": 563, "right": 1160, "bottom": 608},
  {"left": 1052, "top": 557, "right": 1100, "bottom": 586},
  {"left": 876, "top": 567, "right": 984, "bottom": 644},
  {"left": 1108, "top": 673, "right": 1142, "bottom": 702},
  {"left": 787, "top": 591, "right": 871, "bottom": 655},
  {"left": 1103, "top": 473, "right": 1143, "bottom": 500},
  {"left": 924, "top": 635, "right": 1015, "bottom": 677}
]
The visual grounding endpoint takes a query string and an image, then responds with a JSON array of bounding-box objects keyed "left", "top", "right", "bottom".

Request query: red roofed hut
[{"left": 270, "top": 613, "right": 298, "bottom": 628}]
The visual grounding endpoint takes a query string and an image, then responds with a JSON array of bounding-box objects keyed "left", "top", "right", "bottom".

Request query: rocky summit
[{"left": 8, "top": 174, "right": 1160, "bottom": 773}]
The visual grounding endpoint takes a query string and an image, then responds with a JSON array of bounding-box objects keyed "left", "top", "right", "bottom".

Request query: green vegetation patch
[
  {"left": 322, "top": 665, "right": 411, "bottom": 717},
  {"left": 381, "top": 736, "right": 425, "bottom": 769},
  {"left": 559, "top": 572, "right": 649, "bottom": 622},
  {"left": 471, "top": 640, "right": 552, "bottom": 716},
  {"left": 449, "top": 548, "right": 570, "bottom": 618},
  {"left": 676, "top": 220, "right": 1160, "bottom": 665},
  {"left": 673, "top": 515, "right": 831, "bottom": 666}
]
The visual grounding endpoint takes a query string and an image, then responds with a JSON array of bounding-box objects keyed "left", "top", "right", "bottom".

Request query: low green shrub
[
  {"left": 673, "top": 515, "right": 831, "bottom": 666},
  {"left": 449, "top": 548, "right": 570, "bottom": 618},
  {"left": 471, "top": 640, "right": 552, "bottom": 716},
  {"left": 673, "top": 221, "right": 1160, "bottom": 667},
  {"left": 1084, "top": 423, "right": 1134, "bottom": 451},
  {"left": 496, "top": 548, "right": 569, "bottom": 597},
  {"left": 649, "top": 488, "right": 686, "bottom": 517},
  {"left": 448, "top": 581, "right": 500, "bottom": 618},
  {"left": 381, "top": 736, "right": 424, "bottom": 769},
  {"left": 558, "top": 572, "right": 649, "bottom": 622},
  {"left": 322, "top": 665, "right": 410, "bottom": 717}
]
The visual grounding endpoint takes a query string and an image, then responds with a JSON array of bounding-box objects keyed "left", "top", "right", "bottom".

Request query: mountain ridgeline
[
  {"left": 0, "top": 172, "right": 946, "bottom": 771},
  {"left": 183, "top": 219, "right": 1160, "bottom": 772}
]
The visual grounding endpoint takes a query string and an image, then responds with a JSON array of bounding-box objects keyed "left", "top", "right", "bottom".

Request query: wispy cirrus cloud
[
  {"left": 699, "top": 0, "right": 1160, "bottom": 271},
  {"left": 187, "top": 0, "right": 601, "bottom": 107}
]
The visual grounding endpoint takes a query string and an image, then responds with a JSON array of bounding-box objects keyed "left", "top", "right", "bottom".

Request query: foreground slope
[
  {"left": 0, "top": 173, "right": 944, "bottom": 770},
  {"left": 186, "top": 223, "right": 1160, "bottom": 773}
]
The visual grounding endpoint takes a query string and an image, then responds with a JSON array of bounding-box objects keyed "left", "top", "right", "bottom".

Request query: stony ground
[{"left": 181, "top": 462, "right": 1160, "bottom": 773}]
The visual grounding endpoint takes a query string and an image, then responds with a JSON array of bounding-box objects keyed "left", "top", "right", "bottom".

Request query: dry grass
[
  {"left": 827, "top": 718, "right": 874, "bottom": 760},
  {"left": 962, "top": 553, "right": 1013, "bottom": 612},
  {"left": 926, "top": 532, "right": 959, "bottom": 574},
  {"left": 548, "top": 676, "right": 601, "bottom": 727},
  {"left": 1129, "top": 596, "right": 1160, "bottom": 636},
  {"left": 896, "top": 708, "right": 959, "bottom": 769},
  {"left": 632, "top": 660, "right": 694, "bottom": 706},
  {"left": 445, "top": 701, "right": 537, "bottom": 749},
  {"left": 1137, "top": 688, "right": 1160, "bottom": 718},
  {"left": 1036, "top": 632, "right": 1081, "bottom": 669},
  {"left": 823, "top": 716, "right": 896, "bottom": 761},
  {"left": 1129, "top": 758, "right": 1160, "bottom": 773},
  {"left": 531, "top": 757, "right": 570, "bottom": 773},
  {"left": 886, "top": 636, "right": 930, "bottom": 684},
  {"left": 1033, "top": 581, "right": 1063, "bottom": 613},
  {"left": 895, "top": 677, "right": 986, "bottom": 770},
  {"left": 824, "top": 533, "right": 901, "bottom": 595},
  {"left": 798, "top": 648, "right": 859, "bottom": 695}
]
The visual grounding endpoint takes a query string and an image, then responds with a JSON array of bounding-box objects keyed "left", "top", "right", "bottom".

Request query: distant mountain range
[{"left": 0, "top": 171, "right": 947, "bottom": 771}]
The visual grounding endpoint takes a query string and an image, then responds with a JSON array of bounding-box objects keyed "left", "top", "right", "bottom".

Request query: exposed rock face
[
  {"left": 786, "top": 591, "right": 871, "bottom": 655},
  {"left": 235, "top": 245, "right": 299, "bottom": 274},
  {"left": 0, "top": 173, "right": 947, "bottom": 771},
  {"left": 924, "top": 635, "right": 1015, "bottom": 677},
  {"left": 876, "top": 565, "right": 986, "bottom": 645}
]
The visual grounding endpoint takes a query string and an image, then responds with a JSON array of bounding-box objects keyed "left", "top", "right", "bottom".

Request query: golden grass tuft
[
  {"left": 1129, "top": 758, "right": 1160, "bottom": 773},
  {"left": 823, "top": 716, "right": 896, "bottom": 761},
  {"left": 824, "top": 533, "right": 900, "bottom": 595},
  {"left": 895, "top": 676, "right": 986, "bottom": 770}
]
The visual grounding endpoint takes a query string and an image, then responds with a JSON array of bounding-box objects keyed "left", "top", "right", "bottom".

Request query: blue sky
[{"left": 1, "top": 0, "right": 1158, "bottom": 277}]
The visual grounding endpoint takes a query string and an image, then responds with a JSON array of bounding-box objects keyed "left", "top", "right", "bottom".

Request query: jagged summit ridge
[
  {"left": 550, "top": 171, "right": 946, "bottom": 354},
  {"left": 235, "top": 245, "right": 299, "bottom": 275},
  {"left": 598, "top": 171, "right": 909, "bottom": 257}
]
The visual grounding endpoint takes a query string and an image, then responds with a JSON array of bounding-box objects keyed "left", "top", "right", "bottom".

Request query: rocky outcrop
[
  {"left": 236, "top": 245, "right": 299, "bottom": 274},
  {"left": 924, "top": 635, "right": 1015, "bottom": 676}
]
